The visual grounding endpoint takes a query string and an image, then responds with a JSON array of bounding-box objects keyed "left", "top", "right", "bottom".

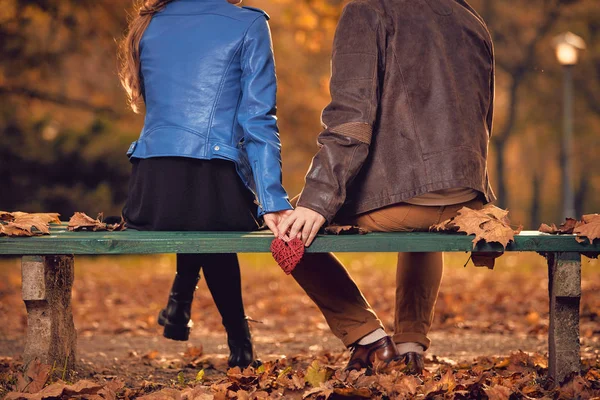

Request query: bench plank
[{"left": 2, "top": 229, "right": 599, "bottom": 254}]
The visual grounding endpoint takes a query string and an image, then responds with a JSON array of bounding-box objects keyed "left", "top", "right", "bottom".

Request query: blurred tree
[{"left": 0, "top": 0, "right": 598, "bottom": 226}]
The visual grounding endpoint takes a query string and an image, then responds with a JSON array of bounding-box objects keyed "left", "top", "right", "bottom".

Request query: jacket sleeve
[
  {"left": 297, "top": 2, "right": 383, "bottom": 222},
  {"left": 238, "top": 16, "right": 292, "bottom": 216}
]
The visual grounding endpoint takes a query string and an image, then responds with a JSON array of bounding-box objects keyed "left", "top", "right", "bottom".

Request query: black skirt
[{"left": 123, "top": 157, "right": 259, "bottom": 231}]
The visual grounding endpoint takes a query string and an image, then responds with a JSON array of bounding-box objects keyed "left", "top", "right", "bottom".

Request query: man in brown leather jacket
[{"left": 280, "top": 0, "right": 495, "bottom": 373}]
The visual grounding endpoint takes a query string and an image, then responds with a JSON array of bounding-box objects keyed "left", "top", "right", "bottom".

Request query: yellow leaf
[
  {"left": 305, "top": 361, "right": 331, "bottom": 388},
  {"left": 494, "top": 357, "right": 510, "bottom": 368},
  {"left": 276, "top": 366, "right": 291, "bottom": 379}
]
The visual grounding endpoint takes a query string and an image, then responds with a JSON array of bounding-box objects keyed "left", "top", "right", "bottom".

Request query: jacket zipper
[{"left": 253, "top": 160, "right": 264, "bottom": 211}]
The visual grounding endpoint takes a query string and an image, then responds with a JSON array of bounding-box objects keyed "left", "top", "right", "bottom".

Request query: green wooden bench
[{"left": 1, "top": 225, "right": 599, "bottom": 383}]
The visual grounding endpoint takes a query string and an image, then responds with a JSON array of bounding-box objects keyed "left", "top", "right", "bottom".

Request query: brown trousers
[{"left": 291, "top": 197, "right": 483, "bottom": 349}]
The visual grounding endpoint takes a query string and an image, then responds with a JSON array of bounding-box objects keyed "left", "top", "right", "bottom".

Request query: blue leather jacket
[{"left": 126, "top": 0, "right": 292, "bottom": 216}]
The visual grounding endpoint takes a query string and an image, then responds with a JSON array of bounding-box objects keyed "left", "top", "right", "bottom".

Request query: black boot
[
  {"left": 157, "top": 273, "right": 200, "bottom": 341},
  {"left": 226, "top": 318, "right": 255, "bottom": 368}
]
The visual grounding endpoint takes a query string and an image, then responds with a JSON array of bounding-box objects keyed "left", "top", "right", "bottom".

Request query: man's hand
[
  {"left": 277, "top": 206, "right": 326, "bottom": 247},
  {"left": 263, "top": 210, "right": 294, "bottom": 237}
]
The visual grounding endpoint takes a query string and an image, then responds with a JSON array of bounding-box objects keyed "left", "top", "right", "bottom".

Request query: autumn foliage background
[
  {"left": 0, "top": 0, "right": 599, "bottom": 224},
  {"left": 1, "top": 0, "right": 600, "bottom": 398}
]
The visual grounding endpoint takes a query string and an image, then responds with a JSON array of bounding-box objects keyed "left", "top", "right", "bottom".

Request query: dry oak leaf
[
  {"left": 0, "top": 212, "right": 60, "bottom": 237},
  {"left": 539, "top": 223, "right": 558, "bottom": 234},
  {"left": 539, "top": 218, "right": 578, "bottom": 235},
  {"left": 574, "top": 214, "right": 600, "bottom": 244},
  {"left": 333, "top": 387, "right": 372, "bottom": 398},
  {"left": 7, "top": 380, "right": 103, "bottom": 400},
  {"left": 484, "top": 384, "right": 512, "bottom": 400},
  {"left": 67, "top": 212, "right": 126, "bottom": 232},
  {"left": 0, "top": 224, "right": 32, "bottom": 237},
  {"left": 22, "top": 360, "right": 51, "bottom": 393},
  {"left": 0, "top": 211, "right": 14, "bottom": 221},
  {"left": 431, "top": 205, "right": 518, "bottom": 249},
  {"left": 302, "top": 382, "right": 334, "bottom": 399}
]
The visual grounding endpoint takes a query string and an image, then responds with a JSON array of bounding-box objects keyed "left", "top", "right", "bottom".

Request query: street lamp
[{"left": 553, "top": 32, "right": 585, "bottom": 220}]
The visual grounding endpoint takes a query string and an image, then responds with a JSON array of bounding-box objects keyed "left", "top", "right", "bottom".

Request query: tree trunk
[
  {"left": 575, "top": 172, "right": 590, "bottom": 218},
  {"left": 530, "top": 172, "right": 541, "bottom": 228},
  {"left": 493, "top": 138, "right": 507, "bottom": 209}
]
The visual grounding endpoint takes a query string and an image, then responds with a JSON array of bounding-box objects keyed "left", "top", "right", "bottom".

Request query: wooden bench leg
[
  {"left": 21, "top": 255, "right": 76, "bottom": 371},
  {"left": 547, "top": 252, "right": 581, "bottom": 383}
]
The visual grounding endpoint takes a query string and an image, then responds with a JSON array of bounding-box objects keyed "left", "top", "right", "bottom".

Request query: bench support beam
[
  {"left": 547, "top": 252, "right": 581, "bottom": 383},
  {"left": 21, "top": 255, "right": 76, "bottom": 371}
]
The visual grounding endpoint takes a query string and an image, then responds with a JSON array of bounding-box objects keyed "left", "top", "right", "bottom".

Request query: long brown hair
[{"left": 118, "top": 0, "right": 175, "bottom": 113}]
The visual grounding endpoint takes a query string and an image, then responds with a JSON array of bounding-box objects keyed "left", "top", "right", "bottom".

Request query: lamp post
[{"left": 553, "top": 32, "right": 585, "bottom": 220}]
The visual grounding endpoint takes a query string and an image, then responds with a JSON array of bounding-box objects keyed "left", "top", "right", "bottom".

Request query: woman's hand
[
  {"left": 263, "top": 210, "right": 294, "bottom": 237},
  {"left": 277, "top": 207, "right": 326, "bottom": 247}
]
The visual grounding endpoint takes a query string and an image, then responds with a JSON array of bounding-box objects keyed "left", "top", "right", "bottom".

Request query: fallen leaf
[
  {"left": 302, "top": 382, "right": 333, "bottom": 399},
  {"left": 482, "top": 205, "right": 510, "bottom": 224},
  {"left": 67, "top": 212, "right": 126, "bottom": 232},
  {"left": 323, "top": 225, "right": 369, "bottom": 235},
  {"left": 539, "top": 223, "right": 557, "bottom": 234},
  {"left": 484, "top": 384, "right": 512, "bottom": 400},
  {"left": 304, "top": 360, "right": 332, "bottom": 388},
  {"left": 12, "top": 212, "right": 61, "bottom": 225},
  {"left": 0, "top": 212, "right": 61, "bottom": 237},
  {"left": 0, "top": 211, "right": 14, "bottom": 221},
  {"left": 559, "top": 218, "right": 578, "bottom": 233},
  {"left": 332, "top": 386, "right": 372, "bottom": 397},
  {"left": 394, "top": 374, "right": 421, "bottom": 395},
  {"left": 137, "top": 388, "right": 182, "bottom": 399},
  {"left": 440, "top": 368, "right": 457, "bottom": 391},
  {"left": 0, "top": 223, "right": 33, "bottom": 237},
  {"left": 453, "top": 207, "right": 516, "bottom": 248},
  {"left": 142, "top": 350, "right": 159, "bottom": 360},
  {"left": 431, "top": 205, "right": 518, "bottom": 249},
  {"left": 574, "top": 214, "right": 600, "bottom": 244},
  {"left": 471, "top": 252, "right": 503, "bottom": 269},
  {"left": 183, "top": 345, "right": 203, "bottom": 359},
  {"left": 559, "top": 374, "right": 590, "bottom": 397},
  {"left": 62, "top": 380, "right": 104, "bottom": 396},
  {"left": 25, "top": 360, "right": 51, "bottom": 393}
]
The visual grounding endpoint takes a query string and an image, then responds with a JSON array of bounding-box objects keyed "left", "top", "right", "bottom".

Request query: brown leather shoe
[
  {"left": 401, "top": 352, "right": 425, "bottom": 375},
  {"left": 346, "top": 336, "right": 401, "bottom": 371}
]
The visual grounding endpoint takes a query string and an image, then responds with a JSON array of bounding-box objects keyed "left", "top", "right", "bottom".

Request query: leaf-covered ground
[{"left": 1, "top": 253, "right": 599, "bottom": 399}]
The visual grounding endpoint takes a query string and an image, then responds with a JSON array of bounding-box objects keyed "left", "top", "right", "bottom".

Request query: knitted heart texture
[{"left": 270, "top": 238, "right": 305, "bottom": 275}]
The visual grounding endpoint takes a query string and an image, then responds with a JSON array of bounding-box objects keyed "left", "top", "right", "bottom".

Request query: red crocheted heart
[{"left": 270, "top": 238, "right": 305, "bottom": 275}]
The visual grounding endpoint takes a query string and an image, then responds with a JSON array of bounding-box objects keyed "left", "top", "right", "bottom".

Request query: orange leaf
[
  {"left": 67, "top": 212, "right": 126, "bottom": 232},
  {"left": 574, "top": 214, "right": 600, "bottom": 244},
  {"left": 484, "top": 384, "right": 512, "bottom": 400},
  {"left": 539, "top": 223, "right": 558, "bottom": 234},
  {"left": 452, "top": 206, "right": 516, "bottom": 249}
]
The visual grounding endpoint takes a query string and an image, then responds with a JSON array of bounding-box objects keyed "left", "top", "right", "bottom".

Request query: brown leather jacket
[{"left": 297, "top": 0, "right": 496, "bottom": 223}]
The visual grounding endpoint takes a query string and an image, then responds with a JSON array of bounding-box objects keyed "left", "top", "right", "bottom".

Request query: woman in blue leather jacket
[{"left": 118, "top": 0, "right": 292, "bottom": 368}]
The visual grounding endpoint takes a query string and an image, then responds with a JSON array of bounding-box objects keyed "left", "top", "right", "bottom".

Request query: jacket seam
[
  {"left": 370, "top": 16, "right": 384, "bottom": 122},
  {"left": 239, "top": 15, "right": 264, "bottom": 135},
  {"left": 207, "top": 37, "right": 245, "bottom": 146},
  {"left": 422, "top": 145, "right": 485, "bottom": 160},
  {"left": 142, "top": 125, "right": 207, "bottom": 139},
  {"left": 154, "top": 13, "right": 245, "bottom": 21},
  {"left": 391, "top": 49, "right": 427, "bottom": 175}
]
